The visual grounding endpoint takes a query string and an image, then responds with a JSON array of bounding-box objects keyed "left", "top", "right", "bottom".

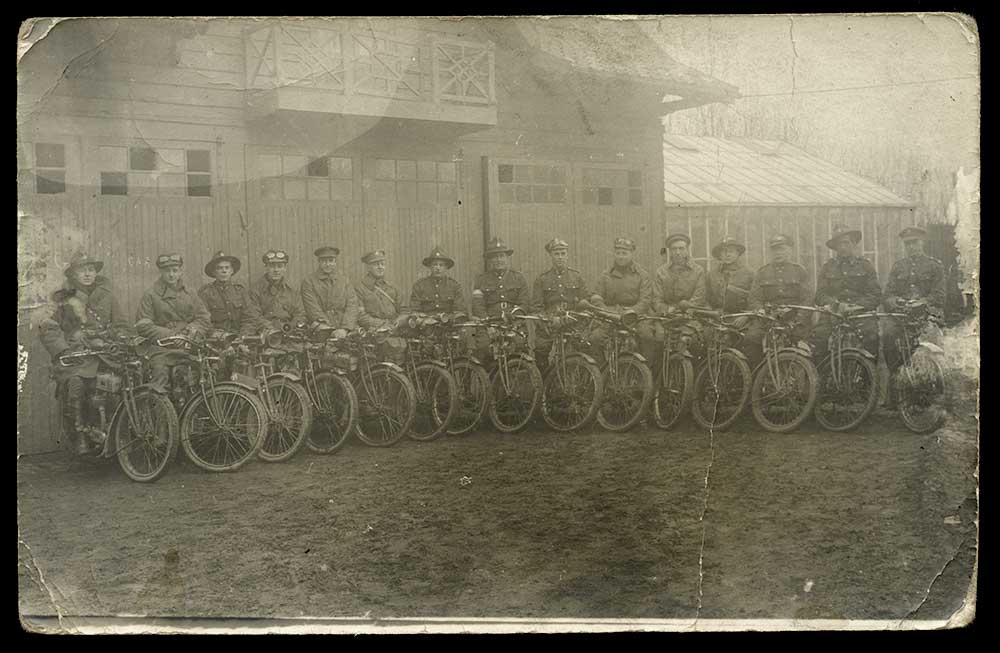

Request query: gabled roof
[{"left": 663, "top": 136, "right": 913, "bottom": 207}]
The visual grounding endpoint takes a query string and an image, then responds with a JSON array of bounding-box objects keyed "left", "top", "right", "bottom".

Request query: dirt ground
[{"left": 18, "top": 394, "right": 978, "bottom": 629}]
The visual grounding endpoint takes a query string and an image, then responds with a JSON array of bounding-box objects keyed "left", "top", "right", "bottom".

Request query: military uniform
[
  {"left": 652, "top": 261, "right": 707, "bottom": 312},
  {"left": 707, "top": 262, "right": 754, "bottom": 313},
  {"left": 589, "top": 244, "right": 657, "bottom": 367},
  {"left": 250, "top": 275, "right": 305, "bottom": 329},
  {"left": 301, "top": 271, "right": 360, "bottom": 329},
  {"left": 354, "top": 255, "right": 407, "bottom": 363},
  {"left": 470, "top": 249, "right": 530, "bottom": 362},
  {"left": 198, "top": 280, "right": 265, "bottom": 335},
  {"left": 743, "top": 246, "right": 813, "bottom": 368},
  {"left": 531, "top": 238, "right": 590, "bottom": 369}
]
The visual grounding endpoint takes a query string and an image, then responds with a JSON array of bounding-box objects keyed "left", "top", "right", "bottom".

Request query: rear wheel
[
  {"left": 180, "top": 384, "right": 266, "bottom": 472},
  {"left": 814, "top": 352, "right": 879, "bottom": 432},
  {"left": 354, "top": 367, "right": 416, "bottom": 447},
  {"left": 653, "top": 354, "right": 695, "bottom": 430},
  {"left": 447, "top": 360, "right": 490, "bottom": 436},
  {"left": 898, "top": 350, "right": 948, "bottom": 434},
  {"left": 691, "top": 351, "right": 752, "bottom": 431},
  {"left": 113, "top": 390, "right": 179, "bottom": 483},
  {"left": 488, "top": 357, "right": 543, "bottom": 433},
  {"left": 306, "top": 372, "right": 357, "bottom": 454},
  {"left": 541, "top": 354, "right": 603, "bottom": 432},
  {"left": 751, "top": 352, "right": 818, "bottom": 433},
  {"left": 258, "top": 377, "right": 313, "bottom": 462},
  {"left": 597, "top": 353, "right": 654, "bottom": 432},
  {"left": 408, "top": 363, "right": 457, "bottom": 441}
]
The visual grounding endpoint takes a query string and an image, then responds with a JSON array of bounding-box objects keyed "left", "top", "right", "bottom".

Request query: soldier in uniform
[
  {"left": 706, "top": 236, "right": 754, "bottom": 313},
  {"left": 470, "top": 237, "right": 530, "bottom": 363},
  {"left": 743, "top": 234, "right": 814, "bottom": 369},
  {"left": 531, "top": 238, "right": 590, "bottom": 373},
  {"left": 653, "top": 233, "right": 707, "bottom": 313},
  {"left": 588, "top": 237, "right": 657, "bottom": 368},
  {"left": 811, "top": 225, "right": 882, "bottom": 360},
  {"left": 134, "top": 253, "right": 212, "bottom": 392},
  {"left": 881, "top": 226, "right": 946, "bottom": 405},
  {"left": 354, "top": 249, "right": 408, "bottom": 363},
  {"left": 250, "top": 249, "right": 305, "bottom": 329},
  {"left": 39, "top": 253, "right": 128, "bottom": 454},
  {"left": 300, "top": 246, "right": 359, "bottom": 339},
  {"left": 198, "top": 251, "right": 266, "bottom": 335},
  {"left": 409, "top": 246, "right": 466, "bottom": 315}
]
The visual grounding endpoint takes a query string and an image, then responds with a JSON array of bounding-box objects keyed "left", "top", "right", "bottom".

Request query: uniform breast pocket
[{"left": 844, "top": 270, "right": 868, "bottom": 290}]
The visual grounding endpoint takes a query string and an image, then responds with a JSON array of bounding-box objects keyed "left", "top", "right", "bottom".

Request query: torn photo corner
[{"left": 17, "top": 13, "right": 978, "bottom": 634}]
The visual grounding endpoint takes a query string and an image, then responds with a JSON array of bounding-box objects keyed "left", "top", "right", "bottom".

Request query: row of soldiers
[{"left": 40, "top": 224, "right": 944, "bottom": 454}]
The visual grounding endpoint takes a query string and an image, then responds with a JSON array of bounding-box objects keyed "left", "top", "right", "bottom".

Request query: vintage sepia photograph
[{"left": 17, "top": 15, "right": 979, "bottom": 633}]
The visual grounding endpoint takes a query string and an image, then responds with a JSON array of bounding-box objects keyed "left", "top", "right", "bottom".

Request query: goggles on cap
[
  {"left": 264, "top": 250, "right": 289, "bottom": 262},
  {"left": 157, "top": 253, "right": 183, "bottom": 267}
]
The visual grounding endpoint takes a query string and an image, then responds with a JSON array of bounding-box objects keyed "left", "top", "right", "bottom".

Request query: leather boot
[{"left": 65, "top": 392, "right": 91, "bottom": 455}]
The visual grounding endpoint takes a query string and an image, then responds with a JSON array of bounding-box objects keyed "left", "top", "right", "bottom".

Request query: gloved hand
[
  {"left": 678, "top": 300, "right": 691, "bottom": 310},
  {"left": 549, "top": 315, "right": 563, "bottom": 329},
  {"left": 333, "top": 329, "right": 348, "bottom": 339}
]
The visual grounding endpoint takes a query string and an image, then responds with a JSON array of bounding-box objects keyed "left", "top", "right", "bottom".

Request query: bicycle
[
  {"left": 400, "top": 314, "right": 459, "bottom": 441},
  {"left": 431, "top": 313, "right": 491, "bottom": 436},
  {"left": 578, "top": 300, "right": 654, "bottom": 432},
  {"left": 737, "top": 305, "right": 819, "bottom": 433},
  {"left": 638, "top": 312, "right": 697, "bottom": 431},
  {"left": 156, "top": 331, "right": 267, "bottom": 471},
  {"left": 685, "top": 308, "right": 753, "bottom": 431},
  {"left": 327, "top": 326, "right": 417, "bottom": 447},
  {"left": 884, "top": 300, "right": 949, "bottom": 434},
  {"left": 57, "top": 328, "right": 179, "bottom": 482},
  {"left": 478, "top": 308, "right": 543, "bottom": 433}
]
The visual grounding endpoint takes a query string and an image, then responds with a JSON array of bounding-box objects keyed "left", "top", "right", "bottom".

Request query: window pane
[
  {"left": 581, "top": 188, "right": 596, "bottom": 205},
  {"left": 329, "top": 157, "right": 353, "bottom": 179},
  {"left": 515, "top": 184, "right": 531, "bottom": 202},
  {"left": 130, "top": 172, "right": 158, "bottom": 192},
  {"left": 308, "top": 178, "right": 330, "bottom": 200},
  {"left": 629, "top": 188, "right": 643, "bottom": 206},
  {"left": 374, "top": 180, "right": 395, "bottom": 200},
  {"left": 35, "top": 171, "right": 65, "bottom": 194},
  {"left": 129, "top": 147, "right": 157, "bottom": 171},
  {"left": 307, "top": 157, "right": 329, "bottom": 178},
  {"left": 397, "top": 181, "right": 417, "bottom": 204},
  {"left": 261, "top": 177, "right": 282, "bottom": 200},
  {"left": 438, "top": 162, "right": 456, "bottom": 182},
  {"left": 613, "top": 188, "right": 627, "bottom": 205},
  {"left": 397, "top": 160, "right": 417, "bottom": 181},
  {"left": 533, "top": 165, "right": 551, "bottom": 183},
  {"left": 628, "top": 170, "right": 642, "bottom": 188},
  {"left": 532, "top": 186, "right": 549, "bottom": 203},
  {"left": 158, "top": 148, "right": 185, "bottom": 171},
  {"left": 417, "top": 160, "right": 437, "bottom": 181},
  {"left": 598, "top": 187, "right": 613, "bottom": 206},
  {"left": 257, "top": 154, "right": 281, "bottom": 178},
  {"left": 331, "top": 179, "right": 353, "bottom": 201},
  {"left": 514, "top": 165, "right": 531, "bottom": 183},
  {"left": 186, "top": 149, "right": 211, "bottom": 172},
  {"left": 101, "top": 172, "right": 127, "bottom": 196},
  {"left": 35, "top": 143, "right": 65, "bottom": 168},
  {"left": 497, "top": 164, "right": 513, "bottom": 184},
  {"left": 582, "top": 169, "right": 596, "bottom": 186},
  {"left": 283, "top": 179, "right": 306, "bottom": 200},
  {"left": 96, "top": 146, "right": 126, "bottom": 172},
  {"left": 375, "top": 159, "right": 396, "bottom": 180},
  {"left": 613, "top": 169, "right": 628, "bottom": 187},
  {"left": 550, "top": 166, "right": 565, "bottom": 185},
  {"left": 282, "top": 155, "right": 307, "bottom": 176},
  {"left": 188, "top": 174, "right": 212, "bottom": 197},
  {"left": 418, "top": 181, "right": 437, "bottom": 204},
  {"left": 550, "top": 186, "right": 566, "bottom": 203},
  {"left": 499, "top": 185, "right": 514, "bottom": 203},
  {"left": 438, "top": 183, "right": 457, "bottom": 202},
  {"left": 160, "top": 173, "right": 187, "bottom": 196}
]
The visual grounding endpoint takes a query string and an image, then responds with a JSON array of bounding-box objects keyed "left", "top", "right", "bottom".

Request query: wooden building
[
  {"left": 661, "top": 136, "right": 917, "bottom": 288},
  {"left": 17, "top": 17, "right": 738, "bottom": 454}
]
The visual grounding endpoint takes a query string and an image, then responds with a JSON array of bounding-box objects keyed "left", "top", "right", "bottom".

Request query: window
[
  {"left": 498, "top": 163, "right": 567, "bottom": 204},
  {"left": 258, "top": 154, "right": 353, "bottom": 201},
  {"left": 97, "top": 145, "right": 212, "bottom": 197},
  {"left": 580, "top": 167, "right": 643, "bottom": 206},
  {"left": 34, "top": 143, "right": 66, "bottom": 194},
  {"left": 373, "top": 159, "right": 457, "bottom": 204}
]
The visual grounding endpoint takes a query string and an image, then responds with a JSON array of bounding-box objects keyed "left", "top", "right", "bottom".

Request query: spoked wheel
[
  {"left": 180, "top": 383, "right": 267, "bottom": 472},
  {"left": 653, "top": 354, "right": 695, "bottom": 430},
  {"left": 597, "top": 353, "right": 654, "bottom": 432},
  {"left": 488, "top": 357, "right": 543, "bottom": 433},
  {"left": 541, "top": 354, "right": 603, "bottom": 432},
  {"left": 751, "top": 352, "right": 818, "bottom": 433},
  {"left": 814, "top": 352, "right": 879, "bottom": 432},
  {"left": 306, "top": 372, "right": 358, "bottom": 455},
  {"left": 112, "top": 390, "right": 179, "bottom": 483},
  {"left": 354, "top": 368, "right": 416, "bottom": 447},
  {"left": 691, "top": 351, "right": 752, "bottom": 431},
  {"left": 446, "top": 360, "right": 490, "bottom": 436},
  {"left": 897, "top": 351, "right": 948, "bottom": 434},
  {"left": 408, "top": 363, "right": 458, "bottom": 442},
  {"left": 258, "top": 377, "right": 313, "bottom": 462}
]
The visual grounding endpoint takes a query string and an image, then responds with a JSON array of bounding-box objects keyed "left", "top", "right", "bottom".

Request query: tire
[
  {"left": 691, "top": 351, "right": 752, "bottom": 431},
  {"left": 897, "top": 351, "right": 948, "bottom": 434},
  {"left": 541, "top": 354, "right": 603, "bottom": 432},
  {"left": 408, "top": 363, "right": 458, "bottom": 442},
  {"left": 750, "top": 352, "right": 818, "bottom": 433},
  {"left": 488, "top": 357, "right": 543, "bottom": 433},
  {"left": 112, "top": 390, "right": 180, "bottom": 483},
  {"left": 653, "top": 354, "right": 695, "bottom": 430},
  {"left": 814, "top": 352, "right": 879, "bottom": 432},
  {"left": 258, "top": 376, "right": 313, "bottom": 462},
  {"left": 354, "top": 367, "right": 416, "bottom": 447},
  {"left": 446, "top": 360, "right": 490, "bottom": 436},
  {"left": 180, "top": 383, "right": 266, "bottom": 472},
  {"left": 306, "top": 372, "right": 358, "bottom": 455},
  {"left": 597, "top": 353, "right": 654, "bottom": 432}
]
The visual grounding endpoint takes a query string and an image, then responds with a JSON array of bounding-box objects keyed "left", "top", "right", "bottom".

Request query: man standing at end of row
[{"left": 301, "top": 246, "right": 358, "bottom": 339}]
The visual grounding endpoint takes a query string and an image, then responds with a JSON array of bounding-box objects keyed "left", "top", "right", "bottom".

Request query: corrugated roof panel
[
  {"left": 729, "top": 183, "right": 774, "bottom": 203},
  {"left": 694, "top": 183, "right": 743, "bottom": 203},
  {"left": 664, "top": 183, "right": 708, "bottom": 204},
  {"left": 664, "top": 188, "right": 690, "bottom": 204},
  {"left": 690, "top": 165, "right": 726, "bottom": 183},
  {"left": 677, "top": 183, "right": 721, "bottom": 203}
]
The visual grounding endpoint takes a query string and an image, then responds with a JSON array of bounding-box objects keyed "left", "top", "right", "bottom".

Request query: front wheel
[
  {"left": 446, "top": 360, "right": 490, "bottom": 436},
  {"left": 488, "top": 357, "right": 543, "bottom": 433},
  {"left": 354, "top": 367, "right": 416, "bottom": 447},
  {"left": 306, "top": 372, "right": 358, "bottom": 454},
  {"left": 408, "top": 363, "right": 458, "bottom": 442},
  {"left": 691, "top": 351, "right": 751, "bottom": 431},
  {"left": 180, "top": 383, "right": 266, "bottom": 472},
  {"left": 750, "top": 352, "right": 818, "bottom": 433},
  {"left": 541, "top": 354, "right": 603, "bottom": 432},
  {"left": 814, "top": 352, "right": 879, "bottom": 432},
  {"left": 653, "top": 354, "right": 695, "bottom": 430},
  {"left": 112, "top": 390, "right": 179, "bottom": 483},
  {"left": 897, "top": 351, "right": 948, "bottom": 434},
  {"left": 597, "top": 353, "right": 654, "bottom": 432},
  {"left": 258, "top": 376, "right": 313, "bottom": 462}
]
